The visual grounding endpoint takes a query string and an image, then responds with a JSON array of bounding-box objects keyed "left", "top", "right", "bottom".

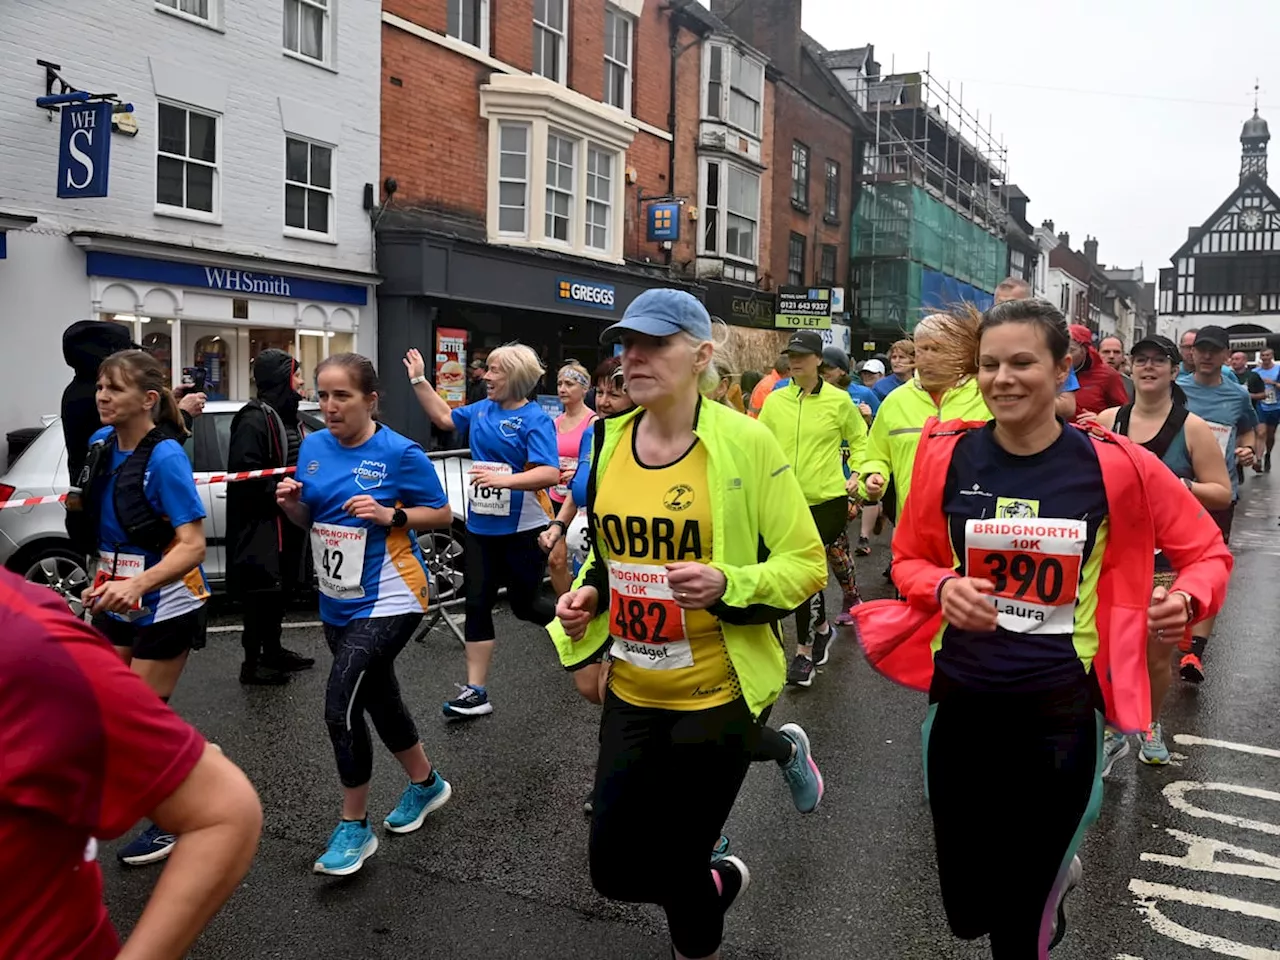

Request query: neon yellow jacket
[
  {"left": 546, "top": 399, "right": 827, "bottom": 718},
  {"left": 857, "top": 377, "right": 991, "bottom": 516},
  {"left": 758, "top": 379, "right": 868, "bottom": 505}
]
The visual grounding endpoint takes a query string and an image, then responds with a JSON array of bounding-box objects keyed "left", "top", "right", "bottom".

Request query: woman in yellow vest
[{"left": 551, "top": 289, "right": 826, "bottom": 960}]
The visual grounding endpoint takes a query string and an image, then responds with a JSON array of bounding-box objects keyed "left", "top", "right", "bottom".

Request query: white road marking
[
  {"left": 1129, "top": 880, "right": 1280, "bottom": 959},
  {"left": 1141, "top": 828, "right": 1280, "bottom": 882},
  {"left": 207, "top": 621, "right": 323, "bottom": 634},
  {"left": 1163, "top": 781, "right": 1280, "bottom": 836},
  {"left": 1173, "top": 735, "right": 1280, "bottom": 760}
]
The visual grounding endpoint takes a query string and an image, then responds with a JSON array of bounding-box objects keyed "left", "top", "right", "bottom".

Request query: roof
[
  {"left": 669, "top": 0, "right": 733, "bottom": 35},
  {"left": 1242, "top": 109, "right": 1270, "bottom": 141},
  {"left": 1170, "top": 172, "right": 1280, "bottom": 261},
  {"left": 824, "top": 46, "right": 872, "bottom": 71}
]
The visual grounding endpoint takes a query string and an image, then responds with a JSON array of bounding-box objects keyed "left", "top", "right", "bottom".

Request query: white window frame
[
  {"left": 545, "top": 131, "right": 577, "bottom": 247},
  {"left": 702, "top": 43, "right": 764, "bottom": 137},
  {"left": 283, "top": 136, "right": 336, "bottom": 242},
  {"left": 155, "top": 0, "right": 219, "bottom": 29},
  {"left": 533, "top": 0, "right": 568, "bottom": 84},
  {"left": 447, "top": 0, "right": 490, "bottom": 54},
  {"left": 283, "top": 0, "right": 331, "bottom": 67},
  {"left": 585, "top": 146, "right": 613, "bottom": 252},
  {"left": 154, "top": 101, "right": 222, "bottom": 223},
  {"left": 603, "top": 6, "right": 633, "bottom": 114},
  {"left": 698, "top": 158, "right": 760, "bottom": 277},
  {"left": 496, "top": 122, "right": 531, "bottom": 239}
]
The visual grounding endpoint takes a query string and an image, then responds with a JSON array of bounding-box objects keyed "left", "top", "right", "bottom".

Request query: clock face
[{"left": 1242, "top": 209, "right": 1264, "bottom": 230}]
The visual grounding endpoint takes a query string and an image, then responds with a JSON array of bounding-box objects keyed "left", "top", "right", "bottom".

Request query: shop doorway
[{"left": 185, "top": 324, "right": 238, "bottom": 400}]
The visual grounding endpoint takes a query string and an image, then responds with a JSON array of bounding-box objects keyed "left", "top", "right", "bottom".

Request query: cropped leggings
[
  {"left": 323, "top": 613, "right": 422, "bottom": 788},
  {"left": 464, "top": 528, "right": 556, "bottom": 641}
]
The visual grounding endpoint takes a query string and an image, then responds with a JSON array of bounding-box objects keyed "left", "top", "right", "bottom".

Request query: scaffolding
[{"left": 852, "top": 59, "right": 1010, "bottom": 334}]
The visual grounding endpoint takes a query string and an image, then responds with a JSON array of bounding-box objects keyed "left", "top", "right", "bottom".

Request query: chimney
[
  {"left": 711, "top": 0, "right": 800, "bottom": 80},
  {"left": 1058, "top": 231, "right": 1070, "bottom": 249},
  {"left": 1041, "top": 219, "right": 1055, "bottom": 233},
  {"left": 1084, "top": 237, "right": 1098, "bottom": 264}
]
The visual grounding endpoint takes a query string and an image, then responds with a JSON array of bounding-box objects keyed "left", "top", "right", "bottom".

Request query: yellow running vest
[{"left": 593, "top": 422, "right": 739, "bottom": 710}]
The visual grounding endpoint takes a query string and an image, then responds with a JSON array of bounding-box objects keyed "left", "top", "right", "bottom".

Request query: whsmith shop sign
[{"left": 775, "top": 286, "right": 844, "bottom": 329}]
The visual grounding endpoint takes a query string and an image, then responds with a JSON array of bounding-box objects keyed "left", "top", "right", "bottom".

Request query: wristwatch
[
  {"left": 409, "top": 375, "right": 427, "bottom": 386},
  {"left": 391, "top": 508, "right": 408, "bottom": 528},
  {"left": 548, "top": 519, "right": 567, "bottom": 535}
]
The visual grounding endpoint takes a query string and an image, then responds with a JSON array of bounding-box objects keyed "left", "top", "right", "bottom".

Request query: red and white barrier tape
[{"left": 0, "top": 466, "right": 296, "bottom": 510}]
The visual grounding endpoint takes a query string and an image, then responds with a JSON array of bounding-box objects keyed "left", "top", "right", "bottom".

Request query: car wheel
[
  {"left": 419, "top": 524, "right": 465, "bottom": 604},
  {"left": 23, "top": 546, "right": 90, "bottom": 617}
]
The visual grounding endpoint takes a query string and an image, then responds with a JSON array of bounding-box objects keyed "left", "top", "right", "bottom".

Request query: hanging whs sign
[{"left": 435, "top": 327, "right": 468, "bottom": 408}]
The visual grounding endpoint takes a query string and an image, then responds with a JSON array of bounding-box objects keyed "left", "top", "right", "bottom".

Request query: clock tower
[{"left": 1241, "top": 108, "right": 1269, "bottom": 183}]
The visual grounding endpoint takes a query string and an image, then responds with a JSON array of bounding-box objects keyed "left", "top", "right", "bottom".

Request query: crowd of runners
[{"left": 8, "top": 279, "right": 1263, "bottom": 959}]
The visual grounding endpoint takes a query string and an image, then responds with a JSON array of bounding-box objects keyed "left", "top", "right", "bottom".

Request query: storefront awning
[{"left": 0, "top": 212, "right": 38, "bottom": 260}]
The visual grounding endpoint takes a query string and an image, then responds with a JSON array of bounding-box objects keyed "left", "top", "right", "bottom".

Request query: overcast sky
[{"left": 736, "top": 0, "right": 1277, "bottom": 282}]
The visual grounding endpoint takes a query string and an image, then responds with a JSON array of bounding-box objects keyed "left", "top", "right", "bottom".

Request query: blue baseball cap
[{"left": 600, "top": 288, "right": 712, "bottom": 344}]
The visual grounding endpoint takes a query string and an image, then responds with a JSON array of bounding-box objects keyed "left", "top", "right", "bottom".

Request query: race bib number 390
[
  {"left": 964, "top": 518, "right": 1086, "bottom": 634},
  {"left": 469, "top": 461, "right": 513, "bottom": 517},
  {"left": 607, "top": 561, "right": 693, "bottom": 670},
  {"left": 310, "top": 523, "right": 368, "bottom": 600}
]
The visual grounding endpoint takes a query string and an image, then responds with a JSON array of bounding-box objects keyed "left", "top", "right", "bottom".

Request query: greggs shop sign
[{"left": 557, "top": 277, "right": 616, "bottom": 311}]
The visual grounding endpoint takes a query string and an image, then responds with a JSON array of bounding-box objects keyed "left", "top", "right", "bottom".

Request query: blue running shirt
[
  {"left": 90, "top": 426, "right": 209, "bottom": 627},
  {"left": 452, "top": 399, "right": 559, "bottom": 535},
  {"left": 298, "top": 425, "right": 447, "bottom": 626}
]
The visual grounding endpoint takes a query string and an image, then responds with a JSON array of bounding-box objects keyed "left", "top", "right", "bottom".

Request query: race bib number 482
[
  {"left": 607, "top": 561, "right": 692, "bottom": 670},
  {"left": 963, "top": 518, "right": 1086, "bottom": 634}
]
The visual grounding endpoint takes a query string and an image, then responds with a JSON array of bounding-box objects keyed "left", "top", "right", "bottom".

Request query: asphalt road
[{"left": 103, "top": 477, "right": 1280, "bottom": 959}]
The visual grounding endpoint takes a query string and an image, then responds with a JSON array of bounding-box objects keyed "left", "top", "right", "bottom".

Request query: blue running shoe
[
  {"left": 117, "top": 823, "right": 176, "bottom": 866},
  {"left": 384, "top": 774, "right": 453, "bottom": 834},
  {"left": 313, "top": 820, "right": 378, "bottom": 876},
  {"left": 710, "top": 835, "right": 731, "bottom": 863},
  {"left": 1138, "top": 721, "right": 1171, "bottom": 766},
  {"left": 778, "top": 723, "right": 824, "bottom": 814},
  {"left": 443, "top": 683, "right": 493, "bottom": 720}
]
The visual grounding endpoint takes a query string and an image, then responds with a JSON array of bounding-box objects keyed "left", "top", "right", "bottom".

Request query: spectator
[{"left": 466, "top": 359, "right": 489, "bottom": 405}]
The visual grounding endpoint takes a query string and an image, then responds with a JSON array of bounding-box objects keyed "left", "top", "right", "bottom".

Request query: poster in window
[{"left": 435, "top": 327, "right": 469, "bottom": 408}]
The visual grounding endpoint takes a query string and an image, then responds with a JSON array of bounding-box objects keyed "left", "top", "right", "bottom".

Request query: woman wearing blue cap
[{"left": 549, "top": 288, "right": 827, "bottom": 960}]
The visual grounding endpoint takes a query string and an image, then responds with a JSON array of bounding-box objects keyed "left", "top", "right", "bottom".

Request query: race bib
[
  {"left": 566, "top": 511, "right": 592, "bottom": 567},
  {"left": 1205, "top": 421, "right": 1233, "bottom": 458},
  {"left": 93, "top": 551, "right": 148, "bottom": 615},
  {"left": 469, "top": 461, "right": 513, "bottom": 516},
  {"left": 554, "top": 456, "right": 578, "bottom": 499},
  {"left": 964, "top": 519, "right": 1086, "bottom": 634},
  {"left": 607, "top": 561, "right": 692, "bottom": 670},
  {"left": 1266, "top": 384, "right": 1276, "bottom": 405},
  {"left": 310, "top": 523, "right": 368, "bottom": 600}
]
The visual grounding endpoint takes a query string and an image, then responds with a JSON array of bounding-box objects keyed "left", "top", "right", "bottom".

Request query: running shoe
[
  {"left": 777, "top": 723, "right": 824, "bottom": 813},
  {"left": 443, "top": 683, "right": 494, "bottom": 720},
  {"left": 263, "top": 648, "right": 316, "bottom": 672},
  {"left": 811, "top": 626, "right": 835, "bottom": 666},
  {"left": 1138, "top": 722, "right": 1171, "bottom": 765},
  {"left": 710, "top": 835, "right": 731, "bottom": 863},
  {"left": 786, "top": 654, "right": 815, "bottom": 688},
  {"left": 834, "top": 591, "right": 862, "bottom": 626},
  {"left": 239, "top": 662, "right": 290, "bottom": 686},
  {"left": 1179, "top": 653, "right": 1205, "bottom": 684},
  {"left": 710, "top": 856, "right": 751, "bottom": 912},
  {"left": 1102, "top": 730, "right": 1130, "bottom": 778},
  {"left": 313, "top": 820, "right": 378, "bottom": 876},
  {"left": 855, "top": 536, "right": 872, "bottom": 557},
  {"left": 384, "top": 773, "right": 453, "bottom": 834},
  {"left": 117, "top": 823, "right": 176, "bottom": 866},
  {"left": 1048, "top": 855, "right": 1083, "bottom": 949}
]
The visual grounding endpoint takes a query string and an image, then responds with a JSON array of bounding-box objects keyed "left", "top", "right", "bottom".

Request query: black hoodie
[{"left": 61, "top": 320, "right": 138, "bottom": 484}]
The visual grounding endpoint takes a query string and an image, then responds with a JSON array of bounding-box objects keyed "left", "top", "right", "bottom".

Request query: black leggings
[
  {"left": 590, "top": 693, "right": 757, "bottom": 959},
  {"left": 464, "top": 528, "right": 556, "bottom": 641},
  {"left": 794, "top": 496, "right": 849, "bottom": 644},
  {"left": 925, "top": 672, "right": 1103, "bottom": 957},
  {"left": 323, "top": 614, "right": 422, "bottom": 788}
]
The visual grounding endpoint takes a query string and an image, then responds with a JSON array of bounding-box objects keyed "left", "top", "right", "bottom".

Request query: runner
[
  {"left": 706, "top": 360, "right": 745, "bottom": 412},
  {"left": 406, "top": 343, "right": 560, "bottom": 719},
  {"left": 990, "top": 280, "right": 1080, "bottom": 419},
  {"left": 73, "top": 349, "right": 212, "bottom": 867},
  {"left": 549, "top": 288, "right": 827, "bottom": 960},
  {"left": 546, "top": 362, "right": 597, "bottom": 597},
  {"left": 1176, "top": 325, "right": 1257, "bottom": 683},
  {"left": 873, "top": 339, "right": 915, "bottom": 399},
  {"left": 759, "top": 331, "right": 867, "bottom": 687},
  {"left": 1228, "top": 349, "right": 1266, "bottom": 478},
  {"left": 275, "top": 353, "right": 455, "bottom": 876},
  {"left": 860, "top": 357, "right": 886, "bottom": 391},
  {"left": 1066, "top": 325, "right": 1129, "bottom": 419},
  {"left": 1095, "top": 335, "right": 1232, "bottom": 770},
  {"left": 1253, "top": 346, "right": 1280, "bottom": 471},
  {"left": 852, "top": 297, "right": 1232, "bottom": 958},
  {"left": 817, "top": 347, "right": 880, "bottom": 584},
  {"left": 0, "top": 569, "right": 262, "bottom": 960},
  {"left": 748, "top": 354, "right": 789, "bottom": 417},
  {"left": 1178, "top": 328, "right": 1240, "bottom": 383},
  {"left": 1098, "top": 336, "right": 1135, "bottom": 401}
]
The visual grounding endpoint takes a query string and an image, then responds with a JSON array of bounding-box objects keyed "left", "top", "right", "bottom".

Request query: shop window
[
  {"left": 604, "top": 7, "right": 633, "bottom": 113},
  {"left": 192, "top": 334, "right": 231, "bottom": 400},
  {"left": 545, "top": 132, "right": 576, "bottom": 244},
  {"left": 787, "top": 233, "right": 806, "bottom": 286},
  {"left": 157, "top": 103, "right": 219, "bottom": 218},
  {"left": 497, "top": 123, "right": 530, "bottom": 237},
  {"left": 284, "top": 0, "right": 329, "bottom": 65},
  {"left": 447, "top": 0, "right": 488, "bottom": 52},
  {"left": 533, "top": 0, "right": 567, "bottom": 83},
  {"left": 791, "top": 142, "right": 809, "bottom": 210},
  {"left": 585, "top": 146, "right": 612, "bottom": 251},
  {"left": 284, "top": 137, "right": 334, "bottom": 238}
]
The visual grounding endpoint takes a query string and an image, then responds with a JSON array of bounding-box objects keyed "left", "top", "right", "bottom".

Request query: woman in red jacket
[{"left": 852, "top": 298, "right": 1232, "bottom": 958}]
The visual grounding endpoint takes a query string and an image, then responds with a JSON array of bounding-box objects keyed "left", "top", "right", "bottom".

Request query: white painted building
[{"left": 0, "top": 0, "right": 380, "bottom": 451}]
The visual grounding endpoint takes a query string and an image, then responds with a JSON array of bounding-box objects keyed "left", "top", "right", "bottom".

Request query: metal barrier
[{"left": 414, "top": 448, "right": 472, "bottom": 647}]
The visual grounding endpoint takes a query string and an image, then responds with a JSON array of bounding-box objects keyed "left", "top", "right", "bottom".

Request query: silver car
[{"left": 0, "top": 401, "right": 471, "bottom": 614}]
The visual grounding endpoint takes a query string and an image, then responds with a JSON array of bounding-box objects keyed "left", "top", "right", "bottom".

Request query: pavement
[{"left": 103, "top": 476, "right": 1280, "bottom": 959}]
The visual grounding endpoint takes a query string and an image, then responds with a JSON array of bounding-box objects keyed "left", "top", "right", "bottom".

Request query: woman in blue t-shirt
[
  {"left": 79, "top": 349, "right": 209, "bottom": 866},
  {"left": 277, "top": 353, "right": 454, "bottom": 877},
  {"left": 406, "top": 343, "right": 560, "bottom": 720}
]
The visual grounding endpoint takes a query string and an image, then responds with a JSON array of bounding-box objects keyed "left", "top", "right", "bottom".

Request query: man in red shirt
[
  {"left": 0, "top": 570, "right": 262, "bottom": 960},
  {"left": 1068, "top": 324, "right": 1130, "bottom": 419},
  {"left": 749, "top": 354, "right": 789, "bottom": 418}
]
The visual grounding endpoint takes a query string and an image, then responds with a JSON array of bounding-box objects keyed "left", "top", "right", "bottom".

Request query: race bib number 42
[
  {"left": 310, "top": 523, "right": 368, "bottom": 600},
  {"left": 964, "top": 518, "right": 1086, "bottom": 634},
  {"left": 607, "top": 561, "right": 692, "bottom": 670},
  {"left": 469, "top": 461, "right": 513, "bottom": 517}
]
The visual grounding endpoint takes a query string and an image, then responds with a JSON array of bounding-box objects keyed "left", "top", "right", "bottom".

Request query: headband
[{"left": 559, "top": 368, "right": 590, "bottom": 388}]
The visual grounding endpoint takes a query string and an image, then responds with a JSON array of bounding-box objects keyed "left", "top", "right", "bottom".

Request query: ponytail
[{"left": 98, "top": 349, "right": 189, "bottom": 439}]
